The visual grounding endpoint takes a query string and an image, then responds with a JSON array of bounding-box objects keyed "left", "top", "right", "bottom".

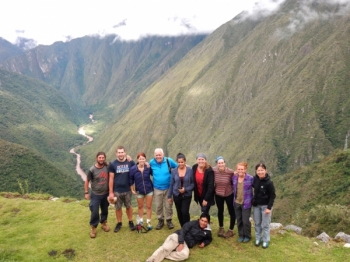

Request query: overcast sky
[{"left": 0, "top": 0, "right": 288, "bottom": 47}]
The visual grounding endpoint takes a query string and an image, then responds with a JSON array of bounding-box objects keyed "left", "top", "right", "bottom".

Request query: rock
[
  {"left": 50, "top": 197, "right": 59, "bottom": 201},
  {"left": 316, "top": 232, "right": 330, "bottom": 243},
  {"left": 270, "top": 223, "right": 283, "bottom": 230},
  {"left": 313, "top": 242, "right": 319, "bottom": 246},
  {"left": 334, "top": 232, "right": 350, "bottom": 243},
  {"left": 278, "top": 230, "right": 286, "bottom": 235},
  {"left": 284, "top": 225, "right": 302, "bottom": 234},
  {"left": 344, "top": 243, "right": 350, "bottom": 248}
]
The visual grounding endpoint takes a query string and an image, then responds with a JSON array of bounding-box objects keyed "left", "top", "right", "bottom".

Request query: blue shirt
[
  {"left": 109, "top": 159, "right": 135, "bottom": 193},
  {"left": 150, "top": 157, "right": 178, "bottom": 190}
]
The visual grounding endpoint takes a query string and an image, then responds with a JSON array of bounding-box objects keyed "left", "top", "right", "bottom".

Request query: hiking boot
[
  {"left": 218, "top": 227, "right": 225, "bottom": 237},
  {"left": 129, "top": 221, "right": 136, "bottom": 231},
  {"left": 223, "top": 229, "right": 235, "bottom": 238},
  {"left": 255, "top": 239, "right": 261, "bottom": 247},
  {"left": 90, "top": 226, "right": 97, "bottom": 238},
  {"left": 166, "top": 219, "right": 174, "bottom": 229},
  {"left": 156, "top": 219, "right": 164, "bottom": 230},
  {"left": 114, "top": 222, "right": 122, "bottom": 233},
  {"left": 147, "top": 222, "right": 153, "bottom": 230},
  {"left": 238, "top": 237, "right": 244, "bottom": 243},
  {"left": 101, "top": 221, "right": 110, "bottom": 232}
]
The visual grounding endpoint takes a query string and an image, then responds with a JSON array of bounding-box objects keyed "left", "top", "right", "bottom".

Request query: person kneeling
[{"left": 146, "top": 213, "right": 212, "bottom": 262}]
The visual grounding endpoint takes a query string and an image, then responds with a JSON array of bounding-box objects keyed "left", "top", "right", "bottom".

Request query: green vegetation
[
  {"left": 0, "top": 139, "right": 83, "bottom": 198},
  {"left": 0, "top": 195, "right": 349, "bottom": 262},
  {"left": 273, "top": 150, "right": 350, "bottom": 236}
]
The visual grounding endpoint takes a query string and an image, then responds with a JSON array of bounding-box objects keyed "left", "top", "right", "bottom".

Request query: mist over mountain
[{"left": 0, "top": 37, "right": 23, "bottom": 62}]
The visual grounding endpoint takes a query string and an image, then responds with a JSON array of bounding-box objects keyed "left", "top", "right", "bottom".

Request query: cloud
[
  {"left": 113, "top": 19, "right": 127, "bottom": 29},
  {"left": 274, "top": 0, "right": 350, "bottom": 39},
  {"left": 15, "top": 37, "right": 37, "bottom": 50}
]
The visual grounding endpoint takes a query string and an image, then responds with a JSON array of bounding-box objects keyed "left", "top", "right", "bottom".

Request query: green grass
[{"left": 0, "top": 195, "right": 349, "bottom": 262}]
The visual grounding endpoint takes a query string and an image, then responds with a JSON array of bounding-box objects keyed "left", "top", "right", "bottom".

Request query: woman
[
  {"left": 192, "top": 153, "right": 215, "bottom": 215},
  {"left": 253, "top": 163, "right": 276, "bottom": 249},
  {"left": 130, "top": 152, "right": 153, "bottom": 229},
  {"left": 167, "top": 153, "right": 194, "bottom": 227},
  {"left": 213, "top": 156, "right": 236, "bottom": 238},
  {"left": 233, "top": 162, "right": 254, "bottom": 243}
]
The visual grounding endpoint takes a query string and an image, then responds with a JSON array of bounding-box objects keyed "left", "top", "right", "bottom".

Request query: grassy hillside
[
  {"left": 80, "top": 0, "right": 350, "bottom": 175},
  {"left": 273, "top": 149, "right": 350, "bottom": 236},
  {"left": 0, "top": 195, "right": 349, "bottom": 262},
  {"left": 0, "top": 139, "right": 83, "bottom": 197},
  {"left": 0, "top": 69, "right": 87, "bottom": 196}
]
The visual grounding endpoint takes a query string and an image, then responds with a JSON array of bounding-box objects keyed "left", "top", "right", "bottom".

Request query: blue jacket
[
  {"left": 168, "top": 166, "right": 194, "bottom": 198},
  {"left": 150, "top": 157, "right": 178, "bottom": 190},
  {"left": 129, "top": 165, "right": 153, "bottom": 195}
]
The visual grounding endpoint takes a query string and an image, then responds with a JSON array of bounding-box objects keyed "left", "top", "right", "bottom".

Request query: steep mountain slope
[
  {"left": 0, "top": 139, "right": 82, "bottom": 197},
  {"left": 0, "top": 35, "right": 206, "bottom": 111},
  {"left": 0, "top": 38, "right": 23, "bottom": 62},
  {"left": 272, "top": 149, "right": 350, "bottom": 236},
  {"left": 0, "top": 69, "right": 86, "bottom": 196},
  {"left": 82, "top": 0, "right": 350, "bottom": 174}
]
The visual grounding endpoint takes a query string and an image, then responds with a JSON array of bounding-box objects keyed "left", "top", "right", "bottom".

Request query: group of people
[{"left": 84, "top": 146, "right": 276, "bottom": 261}]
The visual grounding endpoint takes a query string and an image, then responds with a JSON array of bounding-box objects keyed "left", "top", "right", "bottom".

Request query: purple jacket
[{"left": 232, "top": 174, "right": 254, "bottom": 209}]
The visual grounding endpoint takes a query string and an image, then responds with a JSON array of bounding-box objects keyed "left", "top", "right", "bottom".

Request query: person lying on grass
[{"left": 146, "top": 213, "right": 212, "bottom": 262}]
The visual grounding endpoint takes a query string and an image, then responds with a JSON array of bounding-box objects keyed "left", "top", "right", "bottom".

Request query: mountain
[
  {"left": 0, "top": 139, "right": 82, "bottom": 197},
  {"left": 79, "top": 0, "right": 350, "bottom": 174},
  {"left": 0, "top": 37, "right": 23, "bottom": 62},
  {"left": 0, "top": 69, "right": 86, "bottom": 197},
  {"left": 272, "top": 149, "right": 350, "bottom": 236},
  {"left": 0, "top": 34, "right": 207, "bottom": 112}
]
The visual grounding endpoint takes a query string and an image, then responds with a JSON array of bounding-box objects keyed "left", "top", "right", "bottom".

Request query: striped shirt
[{"left": 213, "top": 167, "right": 235, "bottom": 197}]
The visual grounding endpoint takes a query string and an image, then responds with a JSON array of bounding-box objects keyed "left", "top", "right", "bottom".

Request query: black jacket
[
  {"left": 253, "top": 174, "right": 276, "bottom": 210},
  {"left": 192, "top": 164, "right": 215, "bottom": 206},
  {"left": 175, "top": 220, "right": 212, "bottom": 248}
]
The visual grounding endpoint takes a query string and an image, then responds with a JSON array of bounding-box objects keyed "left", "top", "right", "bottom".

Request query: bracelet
[{"left": 85, "top": 192, "right": 89, "bottom": 194}]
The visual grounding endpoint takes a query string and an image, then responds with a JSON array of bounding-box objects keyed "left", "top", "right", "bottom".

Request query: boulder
[
  {"left": 284, "top": 225, "right": 302, "bottom": 234},
  {"left": 270, "top": 223, "right": 283, "bottom": 230},
  {"left": 334, "top": 232, "right": 350, "bottom": 243},
  {"left": 316, "top": 232, "right": 330, "bottom": 243}
]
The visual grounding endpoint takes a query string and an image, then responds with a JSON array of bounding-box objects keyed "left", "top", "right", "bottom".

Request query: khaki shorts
[{"left": 114, "top": 191, "right": 132, "bottom": 210}]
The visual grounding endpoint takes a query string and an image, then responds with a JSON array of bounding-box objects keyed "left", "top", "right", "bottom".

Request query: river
[{"left": 69, "top": 126, "right": 93, "bottom": 182}]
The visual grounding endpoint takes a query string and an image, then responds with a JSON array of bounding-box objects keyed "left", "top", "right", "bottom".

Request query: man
[
  {"left": 108, "top": 146, "right": 136, "bottom": 232},
  {"left": 146, "top": 213, "right": 212, "bottom": 262},
  {"left": 84, "top": 152, "right": 110, "bottom": 238},
  {"left": 150, "top": 148, "right": 178, "bottom": 229}
]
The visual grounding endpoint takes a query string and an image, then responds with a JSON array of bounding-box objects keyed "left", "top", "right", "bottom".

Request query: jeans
[
  {"left": 253, "top": 205, "right": 272, "bottom": 242},
  {"left": 89, "top": 192, "right": 109, "bottom": 227},
  {"left": 215, "top": 194, "right": 236, "bottom": 230},
  {"left": 234, "top": 202, "right": 251, "bottom": 238},
  {"left": 173, "top": 195, "right": 192, "bottom": 227}
]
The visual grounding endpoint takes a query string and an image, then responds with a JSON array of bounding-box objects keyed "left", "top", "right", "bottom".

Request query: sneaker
[
  {"left": 223, "top": 230, "right": 235, "bottom": 238},
  {"left": 262, "top": 241, "right": 269, "bottom": 249},
  {"left": 255, "top": 239, "right": 261, "bottom": 246},
  {"left": 129, "top": 221, "right": 136, "bottom": 231},
  {"left": 147, "top": 222, "right": 153, "bottom": 230},
  {"left": 218, "top": 227, "right": 225, "bottom": 237},
  {"left": 238, "top": 237, "right": 244, "bottom": 243},
  {"left": 156, "top": 219, "right": 164, "bottom": 230},
  {"left": 114, "top": 222, "right": 122, "bottom": 233},
  {"left": 243, "top": 237, "right": 251, "bottom": 243},
  {"left": 166, "top": 219, "right": 174, "bottom": 229}
]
